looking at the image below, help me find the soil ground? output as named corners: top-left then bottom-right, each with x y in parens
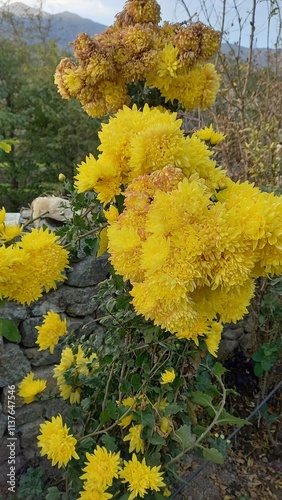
top-left (172, 357), bottom-right (282, 500)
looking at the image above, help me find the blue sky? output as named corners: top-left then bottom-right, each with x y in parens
top-left (11, 0), bottom-right (280, 47)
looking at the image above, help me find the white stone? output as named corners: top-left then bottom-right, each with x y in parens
top-left (5, 213), bottom-right (20, 225)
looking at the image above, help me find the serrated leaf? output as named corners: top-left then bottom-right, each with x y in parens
top-left (106, 400), bottom-right (119, 419)
top-left (217, 410), bottom-right (251, 426)
top-left (131, 373), bottom-right (142, 391)
top-left (203, 447), bottom-right (225, 464)
top-left (164, 403), bottom-right (182, 416)
top-left (140, 411), bottom-right (155, 428)
top-left (172, 424), bottom-right (196, 449)
top-left (146, 450), bottom-right (161, 467)
top-left (45, 487), bottom-right (62, 500)
top-left (191, 391), bottom-right (214, 408)
top-left (211, 362), bottom-right (227, 378)
top-left (0, 318), bottom-right (21, 343)
top-left (148, 434), bottom-right (166, 446)
top-left (100, 434), bottom-right (118, 452)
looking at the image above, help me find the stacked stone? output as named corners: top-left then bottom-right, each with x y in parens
top-left (0, 254), bottom-right (109, 492)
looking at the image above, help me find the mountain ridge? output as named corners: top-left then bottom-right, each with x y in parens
top-left (1, 1), bottom-right (278, 64)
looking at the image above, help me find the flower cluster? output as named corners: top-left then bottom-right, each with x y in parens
top-left (78, 448), bottom-right (166, 500)
top-left (53, 345), bottom-right (99, 404)
top-left (0, 224), bottom-right (69, 304)
top-left (74, 104), bottom-right (226, 203)
top-left (37, 416), bottom-right (168, 499)
top-left (107, 166), bottom-right (282, 355)
top-left (54, 0), bottom-right (221, 117)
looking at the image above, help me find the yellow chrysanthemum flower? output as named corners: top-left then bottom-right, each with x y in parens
top-left (119, 453), bottom-right (165, 500)
top-left (160, 369), bottom-right (176, 385)
top-left (123, 424), bottom-right (145, 454)
top-left (118, 396), bottom-right (136, 428)
top-left (163, 487), bottom-right (172, 497)
top-left (0, 207), bottom-right (6, 224)
top-left (35, 311), bottom-right (67, 354)
top-left (16, 228), bottom-right (69, 298)
top-left (37, 414), bottom-right (79, 468)
top-left (75, 345), bottom-right (99, 376)
top-left (78, 486), bottom-right (113, 500)
top-left (59, 384), bottom-right (82, 405)
top-left (119, 414), bottom-right (134, 429)
top-left (109, 166), bottom-right (276, 351)
top-left (0, 223), bottom-right (22, 243)
top-left (80, 446), bottom-right (120, 489)
top-left (159, 416), bottom-right (173, 436)
top-left (74, 153), bottom-right (100, 193)
top-left (195, 124), bottom-right (226, 145)
top-left (53, 345), bottom-right (99, 404)
top-left (97, 227), bottom-right (108, 257)
top-left (104, 205), bottom-right (119, 223)
top-left (18, 372), bottom-right (47, 404)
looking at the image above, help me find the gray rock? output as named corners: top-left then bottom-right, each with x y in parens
top-left (29, 289), bottom-right (63, 317)
top-left (60, 285), bottom-right (99, 317)
top-left (241, 333), bottom-right (254, 356)
top-left (67, 254), bottom-right (110, 287)
top-left (14, 402), bottom-right (44, 427)
top-left (18, 418), bottom-right (43, 449)
top-left (223, 327), bottom-right (244, 341)
top-left (0, 410), bottom-right (6, 440)
top-left (20, 317), bottom-right (42, 348)
top-left (0, 336), bottom-right (4, 356)
top-left (217, 339), bottom-right (238, 360)
top-left (23, 343), bottom-right (63, 367)
top-left (0, 344), bottom-right (31, 387)
top-left (0, 302), bottom-right (27, 325)
top-left (243, 314), bottom-right (256, 333)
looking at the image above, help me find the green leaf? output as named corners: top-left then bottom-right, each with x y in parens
top-left (106, 400), bottom-right (119, 420)
top-left (148, 434), bottom-right (167, 446)
top-left (211, 362), bottom-right (227, 378)
top-left (217, 410), bottom-right (251, 427)
top-left (254, 364), bottom-right (264, 377)
top-left (131, 373), bottom-right (142, 391)
top-left (100, 411), bottom-right (110, 425)
top-left (202, 447), bottom-right (225, 464)
top-left (172, 424), bottom-right (196, 449)
top-left (0, 318), bottom-right (21, 343)
top-left (164, 403), bottom-right (182, 416)
top-left (45, 487), bottom-right (62, 500)
top-left (140, 411), bottom-right (155, 428)
top-left (120, 379), bottom-right (132, 393)
top-left (261, 359), bottom-right (273, 371)
top-left (191, 391), bottom-right (214, 408)
top-left (100, 434), bottom-right (118, 452)
top-left (146, 450), bottom-right (161, 466)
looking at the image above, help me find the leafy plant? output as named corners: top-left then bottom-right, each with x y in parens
top-left (252, 339), bottom-right (282, 377)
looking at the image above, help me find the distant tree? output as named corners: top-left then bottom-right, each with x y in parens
top-left (0, 5), bottom-right (102, 211)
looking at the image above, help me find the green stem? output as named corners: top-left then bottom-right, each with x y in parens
top-left (166, 375), bottom-right (227, 468)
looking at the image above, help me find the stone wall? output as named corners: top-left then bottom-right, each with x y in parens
top-left (0, 252), bottom-right (256, 495)
top-left (0, 254), bottom-right (109, 495)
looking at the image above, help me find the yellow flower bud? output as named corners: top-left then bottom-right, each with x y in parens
top-left (58, 173), bottom-right (66, 182)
